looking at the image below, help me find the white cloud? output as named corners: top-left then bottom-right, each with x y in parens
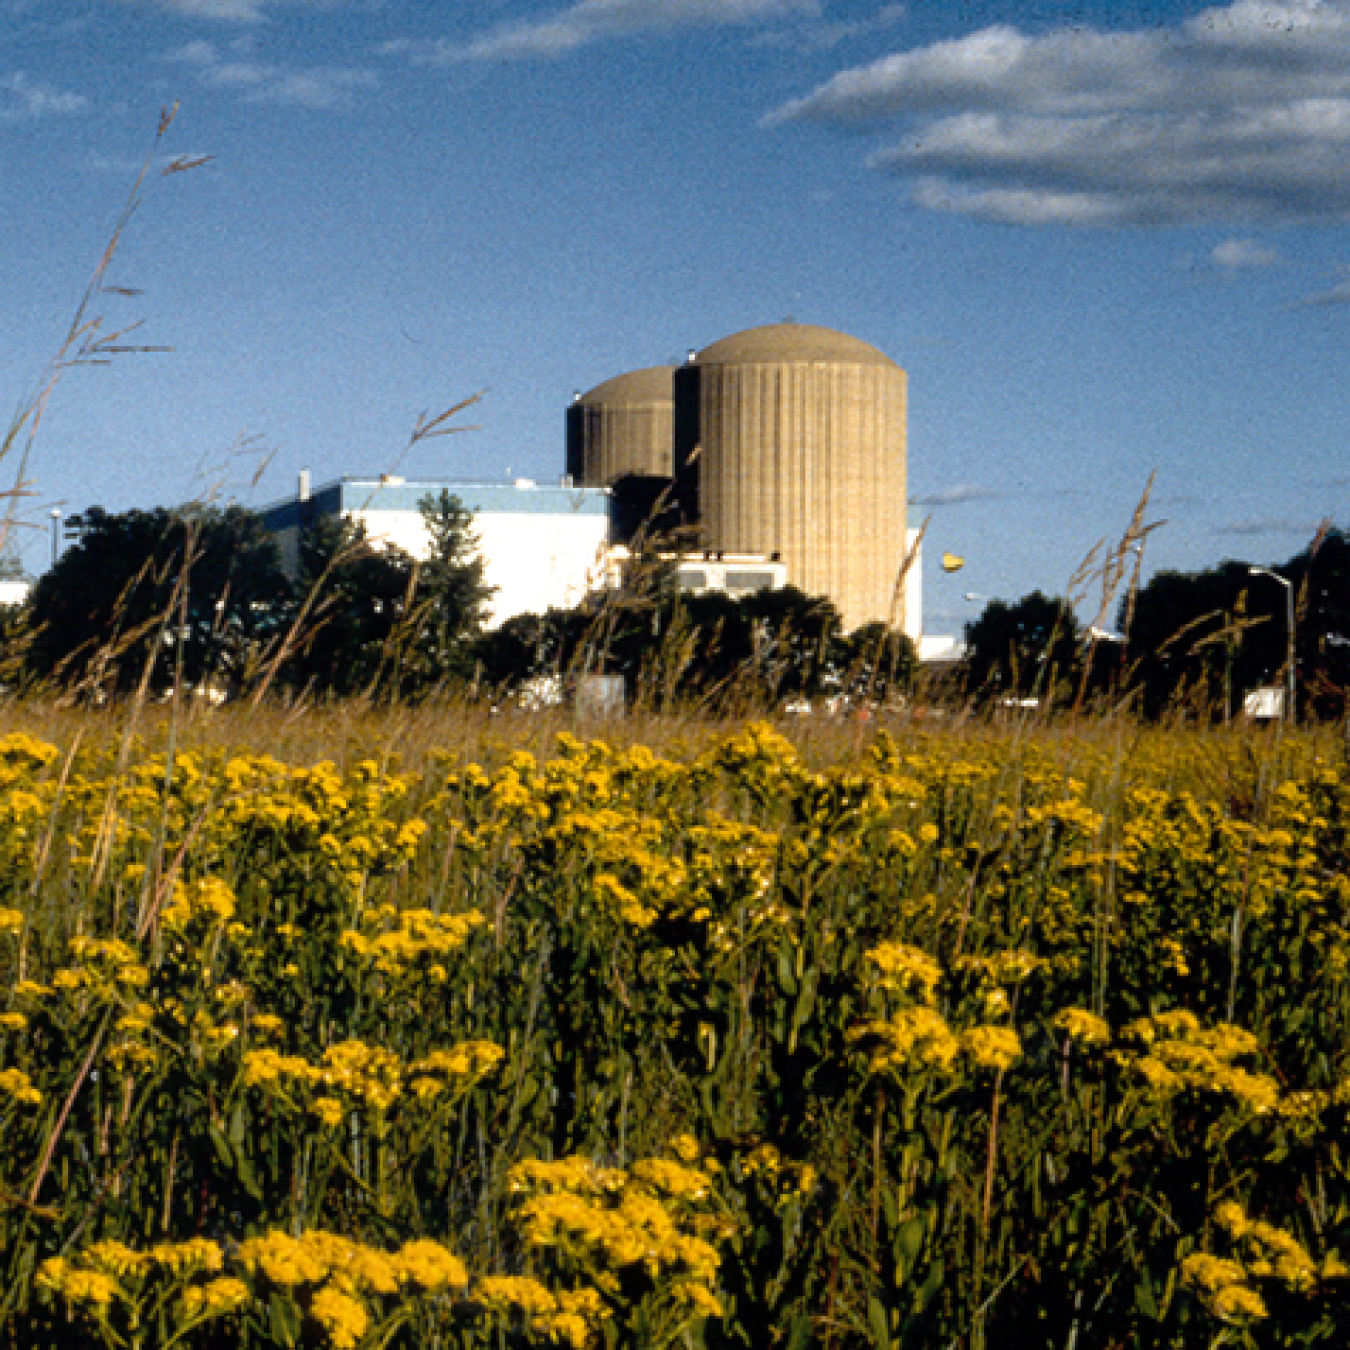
top-left (168, 38), bottom-right (376, 107)
top-left (427, 0), bottom-right (818, 63)
top-left (1212, 237), bottom-right (1279, 267)
top-left (768, 0), bottom-right (1350, 226)
top-left (0, 72), bottom-right (86, 119)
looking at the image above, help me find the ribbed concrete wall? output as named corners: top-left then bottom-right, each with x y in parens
top-left (566, 366), bottom-right (675, 486)
top-left (674, 324), bottom-right (907, 632)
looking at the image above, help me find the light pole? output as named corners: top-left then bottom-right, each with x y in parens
top-left (1249, 566), bottom-right (1295, 722)
top-left (49, 508), bottom-right (61, 569)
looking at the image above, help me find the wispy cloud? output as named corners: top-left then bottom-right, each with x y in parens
top-left (0, 71), bottom-right (86, 120)
top-left (752, 3), bottom-right (907, 54)
top-left (409, 0), bottom-right (819, 64)
top-left (168, 38), bottom-right (376, 107)
top-left (135, 0), bottom-right (351, 21)
top-left (1212, 238), bottom-right (1279, 268)
top-left (767, 0), bottom-right (1350, 226)
top-left (151, 0), bottom-right (269, 17)
top-left (1295, 276), bottom-right (1350, 306)
top-left (911, 484), bottom-right (1002, 506)
top-left (1215, 517), bottom-right (1318, 537)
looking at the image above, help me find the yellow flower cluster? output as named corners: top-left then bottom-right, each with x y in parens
top-left (1182, 1202), bottom-right (1348, 1326)
top-left (856, 1007), bottom-right (1022, 1076)
top-left (475, 1277), bottom-right (605, 1348)
top-left (242, 1036), bottom-right (503, 1117)
top-left (1214, 1201), bottom-right (1347, 1290)
top-left (340, 905), bottom-right (484, 979)
top-left (857, 940), bottom-right (1022, 1077)
top-left (1115, 1011), bottom-right (1279, 1114)
top-left (49, 937), bottom-right (150, 1001)
top-left (160, 876), bottom-right (237, 932)
top-left (508, 1153), bottom-right (726, 1324)
top-left (737, 1142), bottom-right (819, 1207)
top-left (866, 942), bottom-right (942, 1000)
top-left (237, 1229), bottom-right (468, 1292)
top-left (0, 1065), bottom-right (42, 1106)
top-left (237, 1230), bottom-right (470, 1349)
top-left (1053, 1008), bottom-right (1112, 1046)
top-left (38, 1238), bottom-right (247, 1332)
top-left (1182, 1251), bottom-right (1269, 1323)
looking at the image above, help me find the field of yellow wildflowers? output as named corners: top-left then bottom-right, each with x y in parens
top-left (1, 708), bottom-right (1349, 1349)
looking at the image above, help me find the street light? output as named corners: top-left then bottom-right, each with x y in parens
top-left (1249, 566), bottom-right (1295, 722)
top-left (49, 508), bottom-right (61, 569)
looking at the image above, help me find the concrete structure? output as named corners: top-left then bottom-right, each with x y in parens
top-left (566, 367), bottom-right (675, 486)
top-left (673, 322), bottom-right (908, 633)
top-left (260, 476), bottom-right (609, 627)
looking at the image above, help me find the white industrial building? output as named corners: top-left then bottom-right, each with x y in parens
top-left (259, 475), bottom-right (610, 627)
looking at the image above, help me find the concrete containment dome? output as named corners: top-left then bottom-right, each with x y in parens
top-left (674, 322), bottom-right (907, 631)
top-left (693, 323), bottom-right (900, 369)
top-left (566, 365), bottom-right (675, 487)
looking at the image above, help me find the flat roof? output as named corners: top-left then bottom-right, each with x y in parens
top-left (260, 477), bottom-right (609, 530)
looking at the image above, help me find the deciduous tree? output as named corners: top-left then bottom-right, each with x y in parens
top-left (26, 504), bottom-right (290, 697)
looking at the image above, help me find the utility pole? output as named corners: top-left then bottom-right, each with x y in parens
top-left (1249, 566), bottom-right (1295, 722)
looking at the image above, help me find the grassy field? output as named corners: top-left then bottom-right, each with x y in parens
top-left (1, 700), bottom-right (1348, 1349)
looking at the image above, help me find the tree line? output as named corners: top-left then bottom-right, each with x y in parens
top-left (10, 497), bottom-right (916, 710)
top-left (20, 494), bottom-right (1341, 720)
top-left (20, 493), bottom-right (493, 702)
top-left (963, 527), bottom-right (1350, 720)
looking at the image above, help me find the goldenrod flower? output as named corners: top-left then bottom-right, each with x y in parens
top-left (310, 1285), bottom-right (369, 1349)
top-left (962, 1025), bottom-right (1021, 1072)
top-left (393, 1239), bottom-right (467, 1292)
top-left (0, 1067), bottom-right (42, 1106)
top-left (181, 1276), bottom-right (250, 1316)
top-left (864, 942), bottom-right (942, 1001)
top-left (1053, 1008), bottom-right (1111, 1046)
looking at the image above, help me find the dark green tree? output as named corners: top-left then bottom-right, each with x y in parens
top-left (280, 516), bottom-right (418, 698)
top-left (472, 610), bottom-right (567, 695)
top-left (1123, 530), bottom-right (1350, 721)
top-left (1286, 527), bottom-right (1350, 720)
top-left (472, 584), bottom-right (889, 713)
top-left (1122, 561), bottom-right (1274, 721)
top-left (406, 491), bottom-right (495, 686)
top-left (964, 590), bottom-right (1082, 707)
top-left (835, 620), bottom-right (917, 704)
top-left (26, 504), bottom-right (290, 697)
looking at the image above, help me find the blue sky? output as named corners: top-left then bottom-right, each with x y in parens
top-left (4, 0), bottom-right (1349, 633)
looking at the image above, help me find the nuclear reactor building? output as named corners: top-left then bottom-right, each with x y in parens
top-left (565, 366), bottom-right (675, 485)
top-left (570, 322), bottom-right (910, 634)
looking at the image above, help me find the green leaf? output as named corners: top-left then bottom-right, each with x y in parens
top-left (268, 1290), bottom-right (302, 1347)
top-left (894, 1213), bottom-right (926, 1279)
top-left (868, 1296), bottom-right (893, 1350)
top-left (208, 1122), bottom-right (233, 1171)
top-left (1135, 1269), bottom-right (1159, 1321)
top-left (914, 1257), bottom-right (944, 1314)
